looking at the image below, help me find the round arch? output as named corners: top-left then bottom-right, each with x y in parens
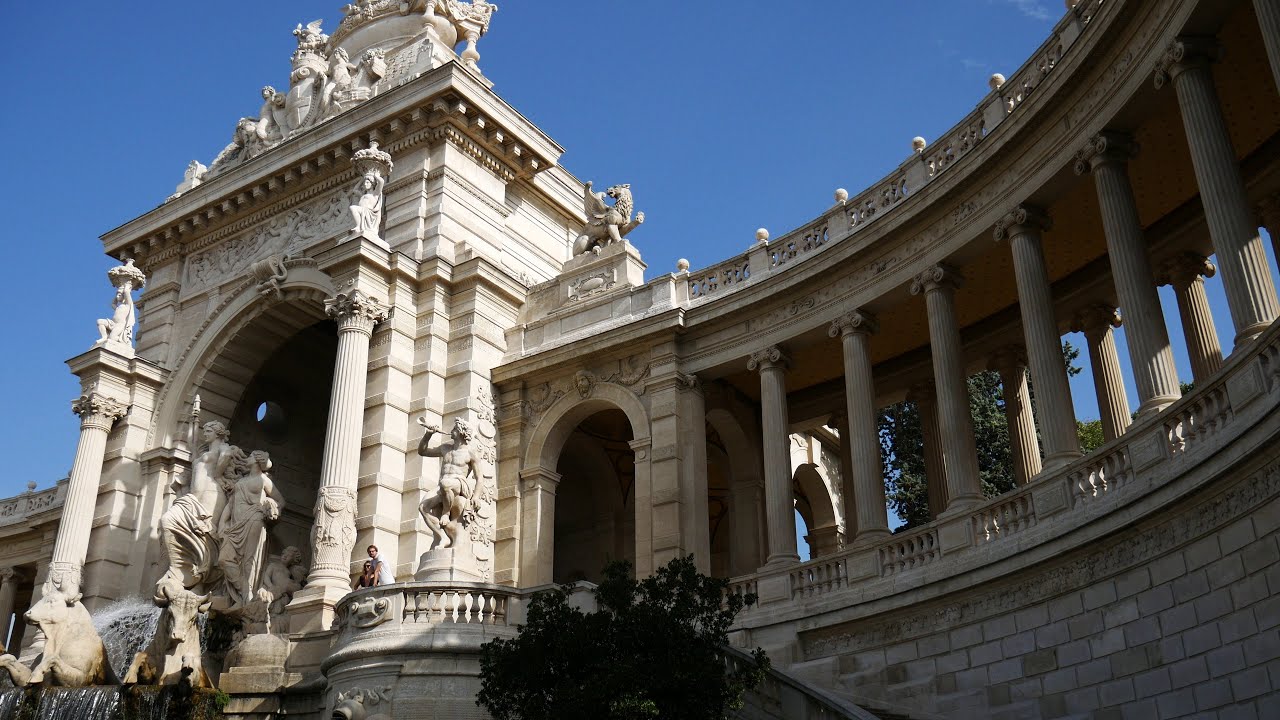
top-left (705, 407), bottom-right (765, 576)
top-left (523, 383), bottom-right (651, 472)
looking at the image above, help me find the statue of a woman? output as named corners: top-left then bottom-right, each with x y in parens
top-left (349, 171), bottom-right (386, 238)
top-left (216, 450), bottom-right (285, 609)
top-left (161, 421), bottom-right (243, 591)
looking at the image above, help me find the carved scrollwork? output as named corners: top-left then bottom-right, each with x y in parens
top-left (992, 205), bottom-right (1052, 242)
top-left (1153, 36), bottom-right (1222, 90)
top-left (747, 345), bottom-right (789, 372)
top-left (909, 263), bottom-right (963, 296)
top-left (828, 309), bottom-right (878, 338)
top-left (325, 290), bottom-right (390, 335)
top-left (1073, 131), bottom-right (1138, 175)
top-left (71, 392), bottom-right (128, 431)
top-left (349, 596), bottom-right (393, 628)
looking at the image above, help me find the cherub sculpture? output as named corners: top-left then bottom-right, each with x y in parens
top-left (96, 259), bottom-right (145, 348)
top-left (572, 181), bottom-right (645, 256)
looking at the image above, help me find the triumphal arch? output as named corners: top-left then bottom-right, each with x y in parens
top-left (2, 0), bottom-right (1280, 717)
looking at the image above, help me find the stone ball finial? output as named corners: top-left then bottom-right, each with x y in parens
top-left (26, 481), bottom-right (36, 493)
top-left (755, 228), bottom-right (770, 244)
top-left (912, 137), bottom-right (927, 154)
top-left (834, 188), bottom-right (849, 204)
top-left (676, 258), bottom-right (690, 272)
top-left (989, 73), bottom-right (1007, 91)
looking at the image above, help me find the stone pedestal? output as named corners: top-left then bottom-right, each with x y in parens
top-left (558, 241), bottom-right (646, 302)
top-left (415, 548), bottom-right (484, 583)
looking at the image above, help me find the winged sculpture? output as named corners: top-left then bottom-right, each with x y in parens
top-left (572, 181), bottom-right (645, 256)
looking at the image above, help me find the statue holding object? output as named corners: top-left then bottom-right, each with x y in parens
top-left (95, 259), bottom-right (145, 349)
top-left (572, 181), bottom-right (645, 256)
top-left (416, 418), bottom-right (483, 550)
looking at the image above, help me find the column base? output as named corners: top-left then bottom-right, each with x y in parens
top-left (285, 582), bottom-right (352, 634)
top-left (415, 547), bottom-right (484, 582)
top-left (1234, 321), bottom-right (1273, 349)
top-left (1136, 393), bottom-right (1181, 419)
top-left (938, 495), bottom-right (984, 518)
top-left (762, 554), bottom-right (801, 569)
top-left (849, 529), bottom-right (893, 547)
top-left (1041, 451), bottom-right (1083, 474)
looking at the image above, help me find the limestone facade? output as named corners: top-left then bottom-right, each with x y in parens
top-left (5, 0), bottom-right (1280, 717)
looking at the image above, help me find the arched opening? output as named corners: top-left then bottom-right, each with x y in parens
top-left (552, 409), bottom-right (636, 584)
top-left (706, 423), bottom-right (732, 578)
top-left (704, 407), bottom-right (766, 577)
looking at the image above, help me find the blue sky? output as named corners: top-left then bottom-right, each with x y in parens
top-left (1, 1), bottom-right (1273, 522)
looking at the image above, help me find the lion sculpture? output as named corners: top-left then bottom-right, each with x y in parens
top-left (572, 181), bottom-right (645, 256)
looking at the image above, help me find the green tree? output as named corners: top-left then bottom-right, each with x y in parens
top-left (477, 556), bottom-right (770, 720)
top-left (1076, 419), bottom-right (1105, 453)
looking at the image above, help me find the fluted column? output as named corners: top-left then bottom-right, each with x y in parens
top-left (1156, 38), bottom-right (1280, 344)
top-left (995, 205), bottom-right (1081, 468)
top-left (748, 346), bottom-right (799, 566)
top-left (304, 290), bottom-right (388, 593)
top-left (49, 392), bottom-right (127, 599)
top-left (0, 568), bottom-right (18, 649)
top-left (908, 382), bottom-right (948, 519)
top-left (1257, 195), bottom-right (1280, 268)
top-left (1157, 253), bottom-right (1224, 381)
top-left (1253, 0), bottom-right (1280, 99)
top-left (1075, 133), bottom-right (1182, 415)
top-left (1071, 305), bottom-right (1132, 442)
top-left (828, 411), bottom-right (856, 539)
top-left (910, 265), bottom-right (983, 512)
top-left (828, 310), bottom-right (889, 542)
top-left (989, 346), bottom-right (1041, 485)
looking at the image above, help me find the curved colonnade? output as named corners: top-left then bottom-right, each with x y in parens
top-left (496, 0), bottom-right (1280, 715)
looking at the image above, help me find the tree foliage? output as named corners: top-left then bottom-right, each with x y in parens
top-left (477, 556), bottom-right (770, 720)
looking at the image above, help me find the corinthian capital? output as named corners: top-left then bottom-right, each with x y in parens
top-left (747, 345), bottom-right (789, 372)
top-left (1155, 252), bottom-right (1215, 289)
top-left (909, 263), bottom-right (963, 296)
top-left (993, 204), bottom-right (1052, 242)
top-left (71, 392), bottom-right (128, 430)
top-left (324, 290), bottom-right (389, 335)
top-left (1073, 131), bottom-right (1138, 175)
top-left (828, 309), bottom-right (878, 338)
top-left (1153, 36), bottom-right (1222, 89)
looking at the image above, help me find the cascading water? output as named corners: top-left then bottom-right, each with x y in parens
top-left (91, 597), bottom-right (161, 679)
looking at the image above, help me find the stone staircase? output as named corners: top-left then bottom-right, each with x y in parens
top-left (727, 647), bottom-right (924, 720)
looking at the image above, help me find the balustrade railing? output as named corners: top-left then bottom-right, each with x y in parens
top-left (688, 254), bottom-right (750, 298)
top-left (0, 480), bottom-right (66, 527)
top-left (791, 557), bottom-right (848, 599)
top-left (971, 490), bottom-right (1036, 544)
top-left (879, 527), bottom-right (939, 576)
top-left (1067, 443), bottom-right (1132, 506)
top-left (404, 586), bottom-right (510, 625)
top-left (1164, 382), bottom-right (1233, 457)
top-left (770, 222), bottom-right (830, 269)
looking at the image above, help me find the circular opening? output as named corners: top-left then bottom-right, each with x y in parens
top-left (255, 400), bottom-right (287, 441)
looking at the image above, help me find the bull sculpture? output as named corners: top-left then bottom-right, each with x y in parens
top-left (124, 573), bottom-right (212, 687)
top-left (23, 589), bottom-right (117, 686)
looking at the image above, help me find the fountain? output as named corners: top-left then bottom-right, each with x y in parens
top-left (92, 598), bottom-right (161, 679)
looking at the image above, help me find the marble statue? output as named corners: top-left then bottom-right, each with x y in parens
top-left (257, 546), bottom-right (306, 621)
top-left (572, 181), bottom-right (645, 256)
top-left (216, 450), bottom-right (285, 609)
top-left (170, 160), bottom-right (208, 199)
top-left (161, 420), bottom-right (243, 591)
top-left (208, 118), bottom-right (261, 174)
top-left (287, 20), bottom-right (331, 130)
top-left (95, 259), bottom-right (145, 348)
top-left (322, 48), bottom-right (357, 117)
top-left (349, 142), bottom-right (394, 242)
top-left (0, 647), bottom-right (31, 687)
top-left (256, 86), bottom-right (288, 146)
top-left (23, 583), bottom-right (116, 686)
top-left (416, 418), bottom-right (483, 550)
top-left (123, 573), bottom-right (211, 687)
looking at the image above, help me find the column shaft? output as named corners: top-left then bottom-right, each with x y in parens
top-left (518, 469), bottom-right (559, 586)
top-left (678, 378), bottom-right (711, 573)
top-left (749, 347), bottom-right (799, 566)
top-left (830, 312), bottom-right (889, 542)
top-left (0, 569), bottom-right (17, 649)
top-left (1161, 45), bottom-right (1280, 343)
top-left (1256, 0), bottom-right (1280, 93)
top-left (912, 266), bottom-right (983, 512)
top-left (997, 208), bottom-right (1080, 468)
top-left (912, 384), bottom-right (948, 519)
top-left (1169, 268), bottom-right (1224, 381)
top-left (1076, 134), bottom-right (1181, 415)
top-left (993, 353), bottom-right (1042, 484)
top-left (1073, 306), bottom-right (1132, 442)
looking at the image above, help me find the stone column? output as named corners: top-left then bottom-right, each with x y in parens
top-left (48, 392), bottom-right (127, 598)
top-left (908, 382), bottom-right (948, 520)
top-left (1075, 132), bottom-right (1182, 415)
top-left (677, 374), bottom-right (711, 573)
top-left (747, 346), bottom-right (799, 567)
top-left (518, 467), bottom-right (560, 586)
top-left (1157, 253), bottom-right (1224, 381)
top-left (0, 568), bottom-right (18, 648)
top-left (910, 265), bottom-right (984, 513)
top-left (828, 412), bottom-right (856, 539)
top-left (1071, 305), bottom-right (1133, 442)
top-left (1253, 0), bottom-right (1280, 98)
top-left (828, 310), bottom-right (889, 542)
top-left (1156, 38), bottom-right (1280, 344)
top-left (995, 206), bottom-right (1080, 469)
top-left (1256, 194), bottom-right (1280, 271)
top-left (292, 290), bottom-right (387, 630)
top-left (989, 347), bottom-right (1042, 485)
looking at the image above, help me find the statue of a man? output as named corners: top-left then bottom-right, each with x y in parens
top-left (96, 259), bottom-right (145, 347)
top-left (416, 418), bottom-right (482, 550)
top-left (257, 546), bottom-right (305, 619)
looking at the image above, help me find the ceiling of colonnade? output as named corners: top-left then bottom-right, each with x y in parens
top-left (713, 0), bottom-right (1280, 412)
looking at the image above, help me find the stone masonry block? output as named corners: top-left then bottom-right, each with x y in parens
top-left (1230, 574), bottom-right (1269, 610)
top-left (936, 672), bottom-right (957, 694)
top-left (1016, 604), bottom-right (1050, 632)
top-left (1109, 646), bottom-right (1154, 678)
top-left (1170, 657), bottom-right (1210, 688)
top-left (1219, 517), bottom-right (1256, 556)
top-left (955, 666), bottom-right (989, 690)
top-left (1024, 648), bottom-right (1058, 676)
top-left (1134, 667), bottom-right (1171, 698)
top-left (951, 624), bottom-right (984, 649)
top-left (1064, 686), bottom-right (1100, 714)
top-left (1122, 699), bottom-right (1159, 720)
top-left (1193, 677), bottom-right (1233, 711)
top-left (1218, 702), bottom-right (1261, 720)
top-left (1159, 637), bottom-right (1187, 664)
top-left (1241, 536), bottom-right (1278, 575)
top-left (916, 633), bottom-right (950, 658)
top-left (1036, 620), bottom-right (1071, 648)
top-left (1083, 582), bottom-right (1118, 611)
top-left (1104, 598), bottom-right (1139, 629)
top-left (1039, 693), bottom-right (1068, 718)
top-left (1149, 552), bottom-right (1187, 586)
top-left (1242, 629), bottom-right (1280, 665)
top-left (1207, 643), bottom-right (1246, 678)
top-left (1057, 639), bottom-right (1092, 667)
top-left (1206, 554), bottom-right (1245, 590)
top-left (1138, 584), bottom-right (1175, 617)
top-left (971, 640), bottom-right (1003, 667)
top-left (885, 641), bottom-right (918, 665)
top-left (1173, 570), bottom-right (1211, 603)
top-left (1090, 628), bottom-right (1126, 658)
top-left (1115, 568), bottom-right (1152, 599)
top-left (1155, 688), bottom-right (1195, 719)
top-left (1185, 535), bottom-right (1223, 571)
top-left (1069, 611), bottom-right (1104, 640)
top-left (938, 651), bottom-right (969, 674)
top-left (987, 683), bottom-right (1012, 707)
top-left (1043, 666), bottom-right (1077, 694)
top-left (1076, 657), bottom-right (1113, 686)
top-left (985, 614), bottom-right (1019, 641)
top-left (1123, 617), bottom-right (1160, 647)
top-left (1049, 592), bottom-right (1084, 622)
top-left (990, 657), bottom-right (1023, 684)
top-left (1183, 623), bottom-right (1223, 656)
top-left (1255, 595), bottom-right (1280, 631)
top-left (1228, 666), bottom-right (1271, 702)
top-left (1161, 603), bottom-right (1199, 635)
top-left (1098, 677), bottom-right (1135, 707)
top-left (1003, 631), bottom-right (1036, 657)
top-left (1220, 609), bottom-right (1259, 645)
top-left (1010, 676), bottom-right (1044, 701)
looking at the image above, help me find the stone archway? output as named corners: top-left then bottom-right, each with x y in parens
top-left (705, 407), bottom-right (766, 577)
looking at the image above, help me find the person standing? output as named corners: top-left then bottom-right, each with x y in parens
top-left (367, 545), bottom-right (395, 586)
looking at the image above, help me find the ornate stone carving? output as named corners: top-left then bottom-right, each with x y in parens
top-left (1155, 253), bottom-right (1216, 289)
top-left (326, 290), bottom-right (390, 335)
top-left (573, 370), bottom-right (596, 399)
top-left (415, 418), bottom-right (483, 551)
top-left (334, 686), bottom-right (393, 719)
top-left (567, 268), bottom-right (618, 301)
top-left (95, 259), bottom-right (146, 350)
top-left (217, 450), bottom-right (285, 610)
top-left (71, 392), bottom-right (128, 430)
top-left (348, 596), bottom-right (393, 629)
top-left (675, 372), bottom-right (701, 392)
top-left (170, 160), bottom-right (207, 200)
top-left (311, 486), bottom-right (358, 576)
top-left (123, 574), bottom-right (212, 687)
top-left (1073, 131), bottom-right (1138, 175)
top-left (572, 182), bottom-right (645, 256)
top-left (909, 263), bottom-right (963, 295)
top-left (1069, 304), bottom-right (1122, 335)
top-left (1153, 36), bottom-right (1222, 89)
top-left (349, 142), bottom-right (394, 244)
top-left (250, 255), bottom-right (289, 301)
top-left (22, 585), bottom-right (114, 686)
top-left (828, 309), bottom-right (878, 338)
top-left (747, 345), bottom-right (789, 372)
top-left (992, 204), bottom-right (1052, 241)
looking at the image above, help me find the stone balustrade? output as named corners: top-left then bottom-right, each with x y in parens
top-left (0, 481), bottom-right (67, 528)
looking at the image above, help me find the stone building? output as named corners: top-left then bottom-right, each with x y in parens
top-left (2, 0), bottom-right (1280, 717)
